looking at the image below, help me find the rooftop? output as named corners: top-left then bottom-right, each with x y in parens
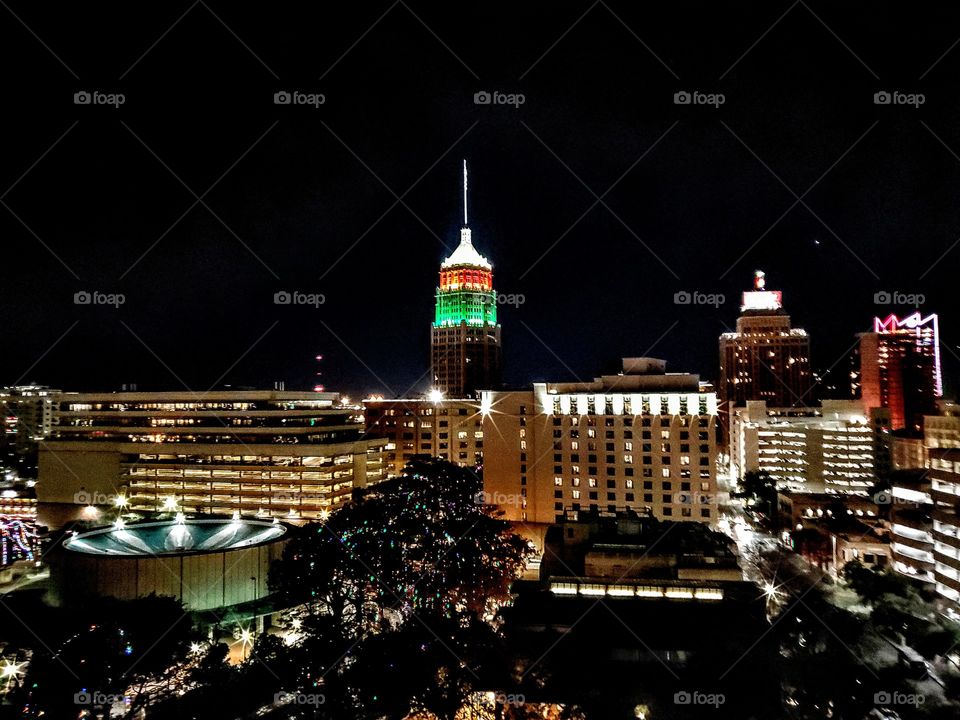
top-left (63, 518), bottom-right (287, 557)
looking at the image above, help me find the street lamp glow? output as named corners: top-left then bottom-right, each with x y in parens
top-left (162, 496), bottom-right (178, 512)
top-left (114, 495), bottom-right (128, 508)
top-left (238, 627), bottom-right (253, 647)
top-left (428, 389), bottom-right (444, 403)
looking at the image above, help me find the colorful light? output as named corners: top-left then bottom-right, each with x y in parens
top-left (0, 516), bottom-right (36, 566)
top-left (873, 312), bottom-right (942, 397)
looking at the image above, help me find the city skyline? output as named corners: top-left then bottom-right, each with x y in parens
top-left (5, 5), bottom-right (960, 718)
top-left (1, 3), bottom-right (958, 400)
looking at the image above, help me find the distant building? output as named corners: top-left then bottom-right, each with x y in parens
top-left (831, 519), bottom-right (890, 572)
top-left (853, 312), bottom-right (941, 432)
top-left (430, 161), bottom-right (502, 396)
top-left (543, 510), bottom-right (743, 585)
top-left (36, 390), bottom-right (386, 528)
top-left (719, 270), bottom-right (812, 409)
top-left (0, 385), bottom-right (61, 479)
top-left (481, 358), bottom-right (720, 528)
top-left (362, 396), bottom-right (484, 476)
top-left (730, 399), bottom-right (877, 494)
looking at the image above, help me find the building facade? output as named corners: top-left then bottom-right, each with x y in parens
top-left (36, 391), bottom-right (386, 528)
top-left (363, 397), bottom-right (484, 476)
top-left (481, 358), bottom-right (720, 527)
top-left (730, 399), bottom-right (877, 494)
top-left (888, 415), bottom-right (960, 597)
top-left (854, 312), bottom-right (941, 432)
top-left (929, 447), bottom-right (960, 608)
top-left (1, 385), bottom-right (61, 479)
top-left (430, 163), bottom-right (502, 396)
top-left (719, 271), bottom-right (812, 409)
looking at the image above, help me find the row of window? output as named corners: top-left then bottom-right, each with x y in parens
top-left (554, 502), bottom-right (711, 518)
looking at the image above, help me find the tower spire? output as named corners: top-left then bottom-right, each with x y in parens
top-left (463, 159), bottom-right (468, 227)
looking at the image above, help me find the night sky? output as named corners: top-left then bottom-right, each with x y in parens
top-left (2, 2), bottom-right (958, 398)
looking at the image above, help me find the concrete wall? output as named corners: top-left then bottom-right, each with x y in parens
top-left (51, 539), bottom-right (285, 611)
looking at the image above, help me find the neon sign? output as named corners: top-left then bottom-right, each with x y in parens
top-left (872, 312), bottom-right (942, 397)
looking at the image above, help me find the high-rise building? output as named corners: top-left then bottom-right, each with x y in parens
top-left (430, 161), bottom-right (502, 396)
top-left (853, 312), bottom-right (941, 432)
top-left (35, 390), bottom-right (386, 528)
top-left (0, 385), bottom-right (61, 479)
top-left (481, 358), bottom-right (720, 528)
top-left (719, 271), bottom-right (812, 408)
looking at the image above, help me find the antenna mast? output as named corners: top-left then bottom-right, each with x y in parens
top-left (462, 159), bottom-right (468, 226)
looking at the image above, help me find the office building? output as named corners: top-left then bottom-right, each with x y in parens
top-left (854, 312), bottom-right (941, 432)
top-left (430, 161), bottom-right (502, 396)
top-left (36, 390), bottom-right (386, 528)
top-left (719, 270), bottom-right (812, 408)
top-left (0, 385), bottom-right (61, 479)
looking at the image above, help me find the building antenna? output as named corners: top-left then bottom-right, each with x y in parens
top-left (462, 159), bottom-right (468, 227)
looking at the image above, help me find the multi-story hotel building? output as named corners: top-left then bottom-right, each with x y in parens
top-left (719, 270), bottom-right (812, 409)
top-left (430, 162), bottom-right (502, 396)
top-left (730, 399), bottom-right (877, 494)
top-left (363, 397), bottom-right (484, 476)
top-left (853, 312), bottom-right (941, 432)
top-left (36, 390), bottom-right (386, 529)
top-left (481, 358), bottom-right (719, 527)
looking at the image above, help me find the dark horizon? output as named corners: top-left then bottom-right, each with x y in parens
top-left (2, 1), bottom-right (958, 399)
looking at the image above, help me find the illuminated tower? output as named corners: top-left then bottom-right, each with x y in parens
top-left (430, 161), bottom-right (502, 396)
top-left (719, 270), bottom-right (812, 407)
top-left (855, 312), bottom-right (941, 432)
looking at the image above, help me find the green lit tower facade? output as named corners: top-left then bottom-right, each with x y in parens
top-left (430, 162), bottom-right (502, 396)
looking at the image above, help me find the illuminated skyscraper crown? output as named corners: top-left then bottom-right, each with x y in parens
top-left (741, 269), bottom-right (783, 312)
top-left (434, 161), bottom-right (497, 327)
